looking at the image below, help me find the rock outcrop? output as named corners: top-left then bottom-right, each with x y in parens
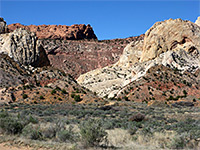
top-left (195, 16), bottom-right (200, 26)
top-left (0, 28), bottom-right (50, 67)
top-left (77, 18), bottom-right (200, 98)
top-left (8, 23), bottom-right (97, 40)
top-left (0, 18), bottom-right (8, 34)
top-left (140, 18), bottom-right (200, 62)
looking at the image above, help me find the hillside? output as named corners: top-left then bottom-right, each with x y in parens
top-left (77, 18), bottom-right (200, 105)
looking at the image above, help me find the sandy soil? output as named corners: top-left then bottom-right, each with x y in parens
top-left (0, 143), bottom-right (34, 150)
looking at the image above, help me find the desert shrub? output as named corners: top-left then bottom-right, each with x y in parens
top-left (51, 89), bottom-right (56, 95)
top-left (71, 93), bottom-right (75, 98)
top-left (117, 97), bottom-right (121, 101)
top-left (61, 89), bottom-right (68, 94)
top-left (74, 95), bottom-right (82, 102)
top-left (80, 119), bottom-right (108, 147)
top-left (129, 113), bottom-right (145, 122)
top-left (168, 134), bottom-right (187, 149)
top-left (39, 95), bottom-right (44, 99)
top-left (55, 86), bottom-right (61, 91)
top-left (128, 126), bottom-right (138, 135)
top-left (26, 115), bottom-right (38, 124)
top-left (41, 125), bottom-right (57, 139)
top-left (0, 110), bottom-right (9, 118)
top-left (183, 90), bottom-right (187, 96)
top-left (57, 126), bottom-right (78, 142)
top-left (75, 89), bottom-right (80, 93)
top-left (22, 124), bottom-right (42, 140)
top-left (0, 117), bottom-right (24, 134)
top-left (123, 96), bottom-right (129, 101)
top-left (23, 94), bottom-right (28, 99)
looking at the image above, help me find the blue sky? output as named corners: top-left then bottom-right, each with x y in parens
top-left (0, 1), bottom-right (199, 40)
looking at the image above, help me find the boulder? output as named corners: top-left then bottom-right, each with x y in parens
top-left (0, 28), bottom-right (50, 67)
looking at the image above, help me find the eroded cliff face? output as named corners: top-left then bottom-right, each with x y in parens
top-left (77, 18), bottom-right (200, 99)
top-left (8, 23), bottom-right (97, 40)
top-left (140, 18), bottom-right (200, 62)
top-left (0, 28), bottom-right (50, 67)
top-left (39, 35), bottom-right (144, 78)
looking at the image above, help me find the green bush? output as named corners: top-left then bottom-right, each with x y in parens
top-left (23, 94), bottom-right (28, 99)
top-left (41, 125), bottom-right (57, 139)
top-left (71, 93), bottom-right (75, 98)
top-left (0, 117), bottom-right (24, 134)
top-left (27, 115), bottom-right (38, 124)
top-left (55, 86), bottom-right (61, 91)
top-left (0, 110), bottom-right (9, 118)
top-left (183, 90), bottom-right (187, 96)
top-left (61, 89), bottom-right (68, 94)
top-left (51, 89), bottom-right (56, 95)
top-left (22, 124), bottom-right (42, 140)
top-left (80, 119), bottom-right (108, 147)
top-left (74, 95), bottom-right (82, 102)
top-left (57, 126), bottom-right (78, 142)
top-left (123, 96), bottom-right (129, 101)
top-left (39, 96), bottom-right (44, 99)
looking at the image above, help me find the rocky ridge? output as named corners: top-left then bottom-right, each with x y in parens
top-left (8, 23), bottom-right (97, 40)
top-left (77, 18), bottom-right (200, 101)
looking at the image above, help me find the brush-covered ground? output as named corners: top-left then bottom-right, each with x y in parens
top-left (0, 100), bottom-right (200, 150)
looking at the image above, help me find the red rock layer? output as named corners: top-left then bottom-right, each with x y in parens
top-left (8, 23), bottom-right (97, 40)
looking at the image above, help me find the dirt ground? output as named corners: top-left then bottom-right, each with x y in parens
top-left (0, 143), bottom-right (34, 150)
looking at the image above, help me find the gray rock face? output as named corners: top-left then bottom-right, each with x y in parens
top-left (0, 18), bottom-right (8, 34)
top-left (0, 28), bottom-right (50, 67)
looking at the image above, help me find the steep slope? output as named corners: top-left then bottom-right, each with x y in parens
top-left (77, 18), bottom-right (200, 100)
top-left (117, 65), bottom-right (200, 106)
top-left (40, 35), bottom-right (144, 78)
top-left (0, 59), bottom-right (101, 105)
